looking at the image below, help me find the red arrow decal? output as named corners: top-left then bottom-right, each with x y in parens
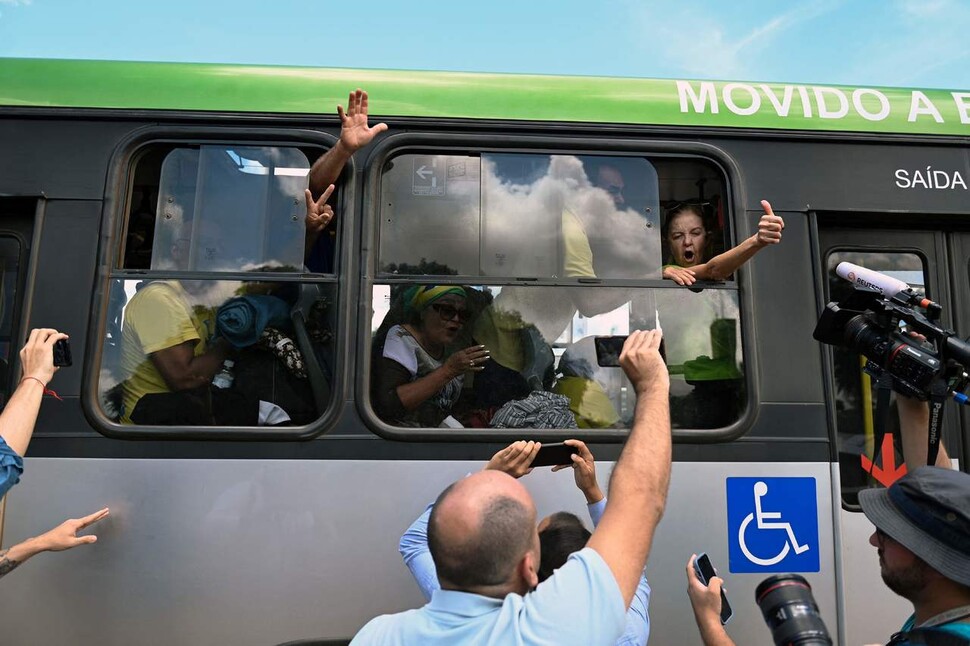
top-left (860, 434), bottom-right (908, 487)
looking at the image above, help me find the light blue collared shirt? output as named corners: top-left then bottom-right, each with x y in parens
top-left (398, 497), bottom-right (651, 645)
top-left (352, 547), bottom-right (626, 646)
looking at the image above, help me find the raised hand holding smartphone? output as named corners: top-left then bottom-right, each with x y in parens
top-left (694, 552), bottom-right (733, 625)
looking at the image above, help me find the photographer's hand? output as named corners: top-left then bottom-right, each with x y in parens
top-left (897, 394), bottom-right (951, 469)
top-left (484, 440), bottom-right (540, 478)
top-left (0, 329), bottom-right (68, 457)
top-left (686, 555), bottom-right (736, 646)
top-left (552, 439), bottom-right (603, 504)
top-left (21, 328), bottom-right (67, 386)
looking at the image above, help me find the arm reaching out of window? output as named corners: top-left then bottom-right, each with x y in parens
top-left (304, 184), bottom-right (335, 255)
top-left (308, 89), bottom-right (388, 196)
top-left (663, 200), bottom-right (784, 286)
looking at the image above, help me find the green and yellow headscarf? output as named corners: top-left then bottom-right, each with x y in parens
top-left (403, 285), bottom-right (467, 318)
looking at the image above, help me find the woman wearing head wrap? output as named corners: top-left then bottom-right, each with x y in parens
top-left (372, 285), bottom-right (490, 426)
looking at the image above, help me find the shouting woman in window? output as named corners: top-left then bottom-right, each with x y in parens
top-left (662, 199), bottom-right (784, 286)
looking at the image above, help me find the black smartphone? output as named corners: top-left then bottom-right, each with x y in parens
top-left (53, 338), bottom-right (72, 368)
top-left (694, 553), bottom-right (733, 625)
top-left (531, 442), bottom-right (578, 467)
top-left (594, 335), bottom-right (626, 367)
top-left (594, 335), bottom-right (666, 367)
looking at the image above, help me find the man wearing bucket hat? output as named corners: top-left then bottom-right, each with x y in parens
top-left (684, 396), bottom-right (969, 646)
top-left (859, 466), bottom-right (970, 644)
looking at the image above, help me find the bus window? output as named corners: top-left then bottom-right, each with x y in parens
top-left (0, 236), bottom-right (22, 403)
top-left (826, 250), bottom-right (926, 506)
top-left (99, 278), bottom-right (336, 428)
top-left (125, 146), bottom-right (310, 272)
top-left (371, 152), bottom-right (744, 434)
top-left (100, 143), bottom-right (336, 433)
top-left (380, 153), bottom-right (664, 279)
top-left (369, 283), bottom-right (744, 431)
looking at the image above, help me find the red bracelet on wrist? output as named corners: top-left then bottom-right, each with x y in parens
top-left (20, 376), bottom-right (62, 401)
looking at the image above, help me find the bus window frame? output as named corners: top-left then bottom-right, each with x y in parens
top-left (84, 125), bottom-right (350, 441)
top-left (0, 230), bottom-right (28, 401)
top-left (815, 234), bottom-right (943, 511)
top-left (357, 132), bottom-right (763, 443)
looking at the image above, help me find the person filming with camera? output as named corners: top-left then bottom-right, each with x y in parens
top-left (687, 258), bottom-right (970, 645)
top-left (683, 392), bottom-right (970, 646)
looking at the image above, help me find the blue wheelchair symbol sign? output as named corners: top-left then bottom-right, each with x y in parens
top-left (726, 477), bottom-right (819, 573)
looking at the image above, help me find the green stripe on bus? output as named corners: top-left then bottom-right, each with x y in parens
top-left (1, 58), bottom-right (968, 136)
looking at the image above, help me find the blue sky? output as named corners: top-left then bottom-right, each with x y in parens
top-left (0, 0), bottom-right (967, 89)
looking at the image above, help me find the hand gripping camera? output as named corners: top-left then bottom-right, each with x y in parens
top-left (813, 262), bottom-right (970, 465)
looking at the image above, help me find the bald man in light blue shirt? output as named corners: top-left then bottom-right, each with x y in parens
top-left (351, 330), bottom-right (671, 646)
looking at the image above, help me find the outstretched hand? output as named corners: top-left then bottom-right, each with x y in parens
top-left (552, 439), bottom-right (603, 503)
top-left (338, 89), bottom-right (389, 153)
top-left (484, 440), bottom-right (541, 478)
top-left (37, 507), bottom-right (110, 552)
top-left (755, 200), bottom-right (784, 247)
top-left (305, 184), bottom-right (335, 236)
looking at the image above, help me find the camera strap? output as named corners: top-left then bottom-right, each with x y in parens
top-left (869, 373), bottom-right (895, 480)
top-left (926, 378), bottom-right (948, 467)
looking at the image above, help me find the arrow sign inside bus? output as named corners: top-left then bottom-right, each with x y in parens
top-left (412, 156), bottom-right (445, 196)
top-left (860, 434), bottom-right (907, 487)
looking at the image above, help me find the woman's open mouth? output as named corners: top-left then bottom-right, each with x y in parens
top-left (683, 250), bottom-right (695, 263)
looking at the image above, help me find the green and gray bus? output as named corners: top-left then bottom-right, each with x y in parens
top-left (0, 58), bottom-right (968, 645)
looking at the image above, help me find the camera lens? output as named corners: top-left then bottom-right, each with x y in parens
top-left (755, 574), bottom-right (832, 646)
top-left (844, 315), bottom-right (893, 362)
top-left (845, 315), bottom-right (940, 395)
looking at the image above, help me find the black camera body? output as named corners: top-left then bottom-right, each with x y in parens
top-left (813, 286), bottom-right (970, 401)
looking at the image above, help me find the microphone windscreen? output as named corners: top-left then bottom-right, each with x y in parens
top-left (836, 262), bottom-right (909, 297)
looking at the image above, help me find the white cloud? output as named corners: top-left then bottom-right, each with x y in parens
top-left (627, 0), bottom-right (844, 80)
top-left (0, 0), bottom-right (32, 6)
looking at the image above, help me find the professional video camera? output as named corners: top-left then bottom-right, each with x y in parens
top-left (814, 262), bottom-right (970, 400)
top-left (813, 262), bottom-right (970, 464)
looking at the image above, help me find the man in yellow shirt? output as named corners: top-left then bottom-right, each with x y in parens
top-left (120, 281), bottom-right (233, 424)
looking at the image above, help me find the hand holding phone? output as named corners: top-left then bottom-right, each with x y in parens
top-left (693, 553), bottom-right (733, 625)
top-left (594, 336), bottom-right (626, 367)
top-left (594, 335), bottom-right (666, 367)
top-left (530, 442), bottom-right (578, 467)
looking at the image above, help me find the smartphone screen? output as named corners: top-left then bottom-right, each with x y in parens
top-left (53, 338), bottom-right (73, 368)
top-left (531, 442), bottom-right (578, 467)
top-left (594, 334), bottom-right (666, 367)
top-left (694, 553), bottom-right (733, 625)
top-left (594, 336), bottom-right (626, 367)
